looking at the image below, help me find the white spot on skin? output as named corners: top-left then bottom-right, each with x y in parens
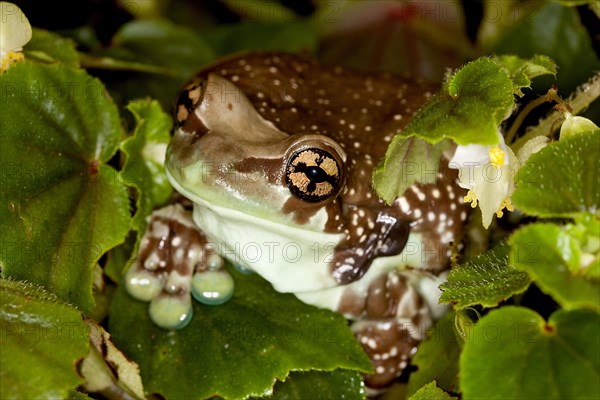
top-left (171, 236), bottom-right (181, 247)
top-left (398, 197), bottom-right (410, 213)
top-left (393, 114), bottom-right (402, 120)
top-left (432, 189), bottom-right (440, 198)
top-left (427, 212), bottom-right (435, 221)
top-left (376, 366), bottom-right (385, 374)
top-left (414, 209), bottom-right (422, 218)
top-left (460, 211), bottom-right (467, 221)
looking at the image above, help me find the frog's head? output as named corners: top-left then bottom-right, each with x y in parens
top-left (166, 73), bottom-right (350, 291)
top-left (168, 73), bottom-right (347, 226)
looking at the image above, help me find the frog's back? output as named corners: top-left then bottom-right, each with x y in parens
top-left (177, 52), bottom-right (436, 161)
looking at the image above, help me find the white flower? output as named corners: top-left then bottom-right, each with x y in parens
top-left (0, 2), bottom-right (32, 72)
top-left (449, 130), bottom-right (519, 228)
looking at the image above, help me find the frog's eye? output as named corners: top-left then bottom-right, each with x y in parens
top-left (285, 148), bottom-right (342, 202)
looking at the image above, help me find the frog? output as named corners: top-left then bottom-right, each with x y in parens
top-left (125, 52), bottom-right (469, 388)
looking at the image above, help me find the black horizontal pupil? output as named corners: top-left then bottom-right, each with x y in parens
top-left (305, 166), bottom-right (328, 183)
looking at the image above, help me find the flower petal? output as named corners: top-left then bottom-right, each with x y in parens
top-left (0, 2), bottom-right (32, 54)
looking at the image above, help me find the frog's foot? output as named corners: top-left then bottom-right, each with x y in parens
top-left (341, 270), bottom-right (432, 388)
top-left (353, 320), bottom-right (420, 388)
top-left (331, 208), bottom-right (410, 284)
top-left (125, 204), bottom-right (234, 329)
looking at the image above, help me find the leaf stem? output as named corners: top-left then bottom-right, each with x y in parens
top-left (512, 72), bottom-right (600, 150)
top-left (78, 53), bottom-right (176, 75)
top-left (505, 87), bottom-right (570, 144)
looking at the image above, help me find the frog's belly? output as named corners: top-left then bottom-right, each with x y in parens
top-left (191, 200), bottom-right (345, 292)
top-left (190, 197), bottom-right (446, 316)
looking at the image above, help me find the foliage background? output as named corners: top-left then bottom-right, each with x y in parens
top-left (1, 0), bottom-right (599, 399)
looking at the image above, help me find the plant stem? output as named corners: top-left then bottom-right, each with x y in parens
top-left (512, 72), bottom-right (600, 151)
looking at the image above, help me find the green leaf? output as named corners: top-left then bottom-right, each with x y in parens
top-left (204, 20), bottom-right (318, 56)
top-left (401, 57), bottom-right (514, 145)
top-left (0, 63), bottom-right (130, 312)
top-left (512, 132), bottom-right (600, 218)
top-left (460, 306), bottom-right (600, 399)
top-left (220, 0), bottom-right (297, 22)
top-left (24, 28), bottom-right (79, 67)
top-left (492, 2), bottom-right (600, 94)
top-left (0, 279), bottom-right (90, 399)
top-left (99, 19), bottom-right (215, 109)
top-left (409, 381), bottom-right (456, 400)
top-left (496, 54), bottom-right (557, 96)
top-left (439, 242), bottom-right (531, 309)
top-left (510, 223), bottom-right (600, 311)
top-left (265, 370), bottom-right (366, 400)
top-left (121, 99), bottom-right (173, 232)
top-left (407, 312), bottom-right (461, 397)
top-left (372, 137), bottom-right (449, 204)
top-left (109, 268), bottom-right (372, 399)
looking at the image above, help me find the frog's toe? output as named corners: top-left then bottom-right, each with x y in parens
top-left (125, 268), bottom-right (163, 302)
top-left (149, 294), bottom-right (193, 330)
top-left (191, 269), bottom-right (235, 305)
top-left (352, 320), bottom-right (420, 389)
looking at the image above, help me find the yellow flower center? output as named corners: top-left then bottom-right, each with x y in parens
top-left (495, 197), bottom-right (515, 218)
top-left (489, 146), bottom-right (505, 168)
top-left (463, 189), bottom-right (478, 208)
top-left (1, 51), bottom-right (25, 72)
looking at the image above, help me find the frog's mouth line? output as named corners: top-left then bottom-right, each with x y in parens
top-left (165, 168), bottom-right (345, 245)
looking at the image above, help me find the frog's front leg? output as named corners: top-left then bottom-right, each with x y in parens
top-left (125, 203), bottom-right (233, 329)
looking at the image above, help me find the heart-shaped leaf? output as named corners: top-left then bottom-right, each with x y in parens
top-left (512, 131), bottom-right (600, 218)
top-left (510, 223), bottom-right (600, 311)
top-left (109, 268), bottom-right (372, 399)
top-left (0, 62), bottom-right (130, 312)
top-left (460, 306), bottom-right (600, 399)
top-left (400, 57), bottom-right (514, 146)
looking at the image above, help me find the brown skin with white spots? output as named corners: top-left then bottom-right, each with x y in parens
top-left (173, 52), bottom-right (467, 284)
top-left (139, 52), bottom-right (469, 388)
